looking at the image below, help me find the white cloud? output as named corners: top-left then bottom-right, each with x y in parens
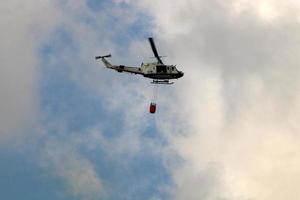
top-left (0, 1), bottom-right (63, 143)
top-left (0, 1), bottom-right (104, 198)
top-left (132, 0), bottom-right (300, 199)
top-left (40, 138), bottom-right (103, 200)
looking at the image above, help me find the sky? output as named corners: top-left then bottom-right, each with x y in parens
top-left (1, 0), bottom-right (300, 200)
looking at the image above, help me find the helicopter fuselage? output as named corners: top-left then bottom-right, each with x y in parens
top-left (141, 63), bottom-right (184, 80)
top-left (98, 56), bottom-right (183, 81)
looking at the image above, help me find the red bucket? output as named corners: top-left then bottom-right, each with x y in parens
top-left (149, 103), bottom-right (156, 114)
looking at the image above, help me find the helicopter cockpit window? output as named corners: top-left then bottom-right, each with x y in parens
top-left (156, 65), bottom-right (167, 73)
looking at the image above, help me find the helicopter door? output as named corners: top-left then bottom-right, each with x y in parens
top-left (156, 65), bottom-right (167, 73)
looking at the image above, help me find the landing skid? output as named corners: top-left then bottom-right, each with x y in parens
top-left (151, 80), bottom-right (174, 84)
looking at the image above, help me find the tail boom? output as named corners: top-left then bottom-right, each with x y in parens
top-left (95, 54), bottom-right (142, 75)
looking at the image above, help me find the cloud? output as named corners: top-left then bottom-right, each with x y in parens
top-left (40, 138), bottom-right (103, 200)
top-left (0, 1), bottom-right (64, 143)
top-left (0, 1), bottom-right (37, 142)
top-left (132, 0), bottom-right (300, 199)
top-left (1, 1), bottom-right (106, 198)
top-left (0, 1), bottom-right (103, 197)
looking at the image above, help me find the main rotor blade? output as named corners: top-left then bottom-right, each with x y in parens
top-left (148, 37), bottom-right (163, 64)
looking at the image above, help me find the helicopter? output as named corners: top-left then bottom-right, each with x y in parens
top-left (95, 37), bottom-right (184, 84)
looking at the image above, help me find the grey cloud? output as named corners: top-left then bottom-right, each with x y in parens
top-left (0, 1), bottom-right (105, 198)
top-left (40, 138), bottom-right (103, 200)
top-left (169, 0), bottom-right (300, 122)
top-left (0, 1), bottom-right (63, 143)
top-left (170, 163), bottom-right (228, 200)
top-left (133, 0), bottom-right (300, 199)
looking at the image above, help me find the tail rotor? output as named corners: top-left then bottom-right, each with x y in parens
top-left (95, 54), bottom-right (111, 60)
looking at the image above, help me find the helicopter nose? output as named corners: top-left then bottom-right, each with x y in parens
top-left (179, 71), bottom-right (184, 77)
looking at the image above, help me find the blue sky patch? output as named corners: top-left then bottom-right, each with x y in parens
top-left (0, 148), bottom-right (72, 200)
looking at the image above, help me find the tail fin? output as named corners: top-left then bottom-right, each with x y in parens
top-left (95, 54), bottom-right (111, 60)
